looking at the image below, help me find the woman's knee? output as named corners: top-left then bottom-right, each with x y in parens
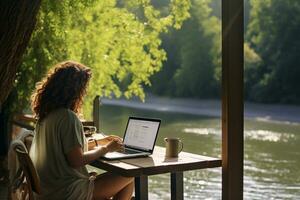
top-left (127, 177), bottom-right (134, 183)
top-left (118, 175), bottom-right (134, 184)
top-left (93, 174), bottom-right (133, 199)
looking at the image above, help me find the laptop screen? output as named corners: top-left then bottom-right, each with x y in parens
top-left (123, 117), bottom-right (161, 151)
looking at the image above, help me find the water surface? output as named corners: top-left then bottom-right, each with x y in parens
top-left (98, 105), bottom-right (300, 200)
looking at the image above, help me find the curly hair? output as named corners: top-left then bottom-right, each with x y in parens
top-left (31, 61), bottom-right (92, 121)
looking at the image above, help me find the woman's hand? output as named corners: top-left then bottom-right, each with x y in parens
top-left (88, 135), bottom-right (123, 151)
top-left (105, 139), bottom-right (124, 152)
top-left (102, 135), bottom-right (122, 143)
top-left (97, 135), bottom-right (122, 146)
top-left (67, 136), bottom-right (123, 168)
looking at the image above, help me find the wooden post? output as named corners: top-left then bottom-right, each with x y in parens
top-left (93, 96), bottom-right (101, 131)
top-left (222, 0), bottom-right (244, 199)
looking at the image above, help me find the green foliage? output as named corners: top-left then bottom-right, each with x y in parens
top-left (151, 0), bottom-right (300, 104)
top-left (15, 0), bottom-right (190, 117)
top-left (150, 0), bottom-right (220, 97)
top-left (244, 43), bottom-right (261, 100)
top-left (15, 0), bottom-right (300, 115)
top-left (247, 0), bottom-right (300, 103)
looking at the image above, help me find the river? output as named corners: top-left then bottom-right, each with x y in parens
top-left (97, 97), bottom-right (300, 200)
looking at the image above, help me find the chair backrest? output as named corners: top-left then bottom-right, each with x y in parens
top-left (15, 147), bottom-right (41, 197)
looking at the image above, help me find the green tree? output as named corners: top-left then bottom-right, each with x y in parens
top-left (244, 43), bottom-right (261, 100)
top-left (151, 0), bottom-right (220, 98)
top-left (247, 0), bottom-right (300, 103)
top-left (15, 0), bottom-right (190, 117)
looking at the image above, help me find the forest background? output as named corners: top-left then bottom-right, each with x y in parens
top-left (9, 0), bottom-right (300, 118)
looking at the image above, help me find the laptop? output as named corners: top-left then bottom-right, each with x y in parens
top-left (101, 116), bottom-right (161, 160)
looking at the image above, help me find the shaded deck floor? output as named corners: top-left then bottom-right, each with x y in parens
top-left (0, 172), bottom-right (8, 199)
top-left (0, 185), bottom-right (8, 200)
top-left (0, 156), bottom-right (8, 200)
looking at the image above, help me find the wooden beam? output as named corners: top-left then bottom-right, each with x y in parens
top-left (93, 96), bottom-right (101, 131)
top-left (222, 0), bottom-right (244, 199)
top-left (13, 114), bottom-right (95, 130)
top-left (11, 120), bottom-right (34, 131)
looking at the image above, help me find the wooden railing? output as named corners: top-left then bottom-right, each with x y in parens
top-left (11, 96), bottom-right (101, 134)
top-left (12, 114), bottom-right (36, 131)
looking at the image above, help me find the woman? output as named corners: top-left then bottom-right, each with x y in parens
top-left (29, 61), bottom-right (134, 200)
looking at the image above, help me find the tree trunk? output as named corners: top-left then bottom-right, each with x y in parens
top-left (0, 0), bottom-right (41, 108)
top-left (0, 0), bottom-right (41, 156)
top-left (0, 91), bottom-right (16, 156)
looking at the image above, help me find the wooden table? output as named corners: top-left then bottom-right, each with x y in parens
top-left (91, 146), bottom-right (221, 200)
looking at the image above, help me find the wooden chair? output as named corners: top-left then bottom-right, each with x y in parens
top-left (13, 147), bottom-right (41, 200)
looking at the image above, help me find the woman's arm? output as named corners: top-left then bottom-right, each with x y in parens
top-left (67, 139), bottom-right (123, 168)
top-left (88, 135), bottom-right (122, 150)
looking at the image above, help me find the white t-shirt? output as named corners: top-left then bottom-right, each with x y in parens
top-left (30, 108), bottom-right (93, 200)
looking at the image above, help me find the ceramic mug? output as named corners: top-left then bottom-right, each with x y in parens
top-left (164, 137), bottom-right (183, 158)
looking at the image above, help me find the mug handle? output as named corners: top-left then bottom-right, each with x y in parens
top-left (178, 140), bottom-right (183, 153)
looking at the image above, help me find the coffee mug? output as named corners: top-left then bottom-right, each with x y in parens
top-left (164, 137), bottom-right (183, 158)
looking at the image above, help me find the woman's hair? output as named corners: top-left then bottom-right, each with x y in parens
top-left (31, 61), bottom-right (92, 121)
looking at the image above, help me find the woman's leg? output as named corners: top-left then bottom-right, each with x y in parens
top-left (113, 181), bottom-right (134, 200)
top-left (93, 172), bottom-right (134, 200)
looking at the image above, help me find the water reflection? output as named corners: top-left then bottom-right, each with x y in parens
top-left (245, 130), bottom-right (295, 142)
top-left (99, 105), bottom-right (300, 199)
top-left (183, 127), bottom-right (295, 143)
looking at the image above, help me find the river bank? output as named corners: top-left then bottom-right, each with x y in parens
top-left (100, 94), bottom-right (300, 124)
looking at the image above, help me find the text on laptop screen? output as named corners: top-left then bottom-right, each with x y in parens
top-left (123, 119), bottom-right (160, 150)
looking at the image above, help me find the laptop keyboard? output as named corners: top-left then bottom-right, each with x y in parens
top-left (122, 148), bottom-right (140, 154)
